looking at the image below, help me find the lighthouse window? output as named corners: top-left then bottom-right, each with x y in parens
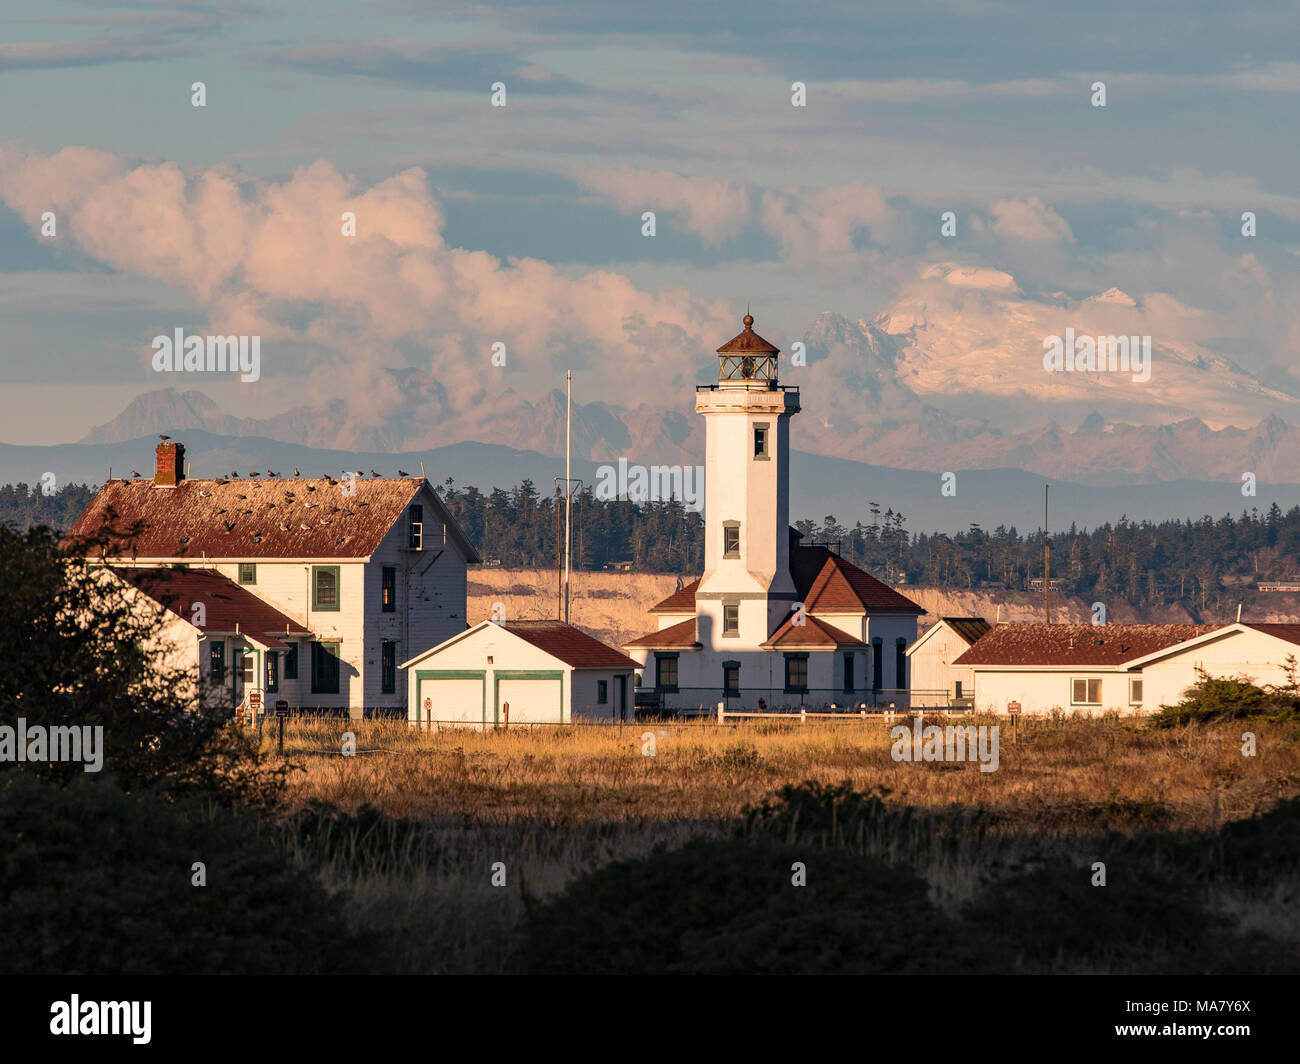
top-left (754, 423), bottom-right (770, 460)
top-left (723, 522), bottom-right (740, 558)
top-left (723, 603), bottom-right (739, 636)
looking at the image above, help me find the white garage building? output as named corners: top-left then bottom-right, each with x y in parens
top-left (401, 619), bottom-right (639, 728)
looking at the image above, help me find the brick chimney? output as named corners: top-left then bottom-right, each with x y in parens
top-left (154, 440), bottom-right (185, 486)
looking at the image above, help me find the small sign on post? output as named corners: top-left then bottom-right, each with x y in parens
top-left (275, 700), bottom-right (289, 755)
top-left (248, 690), bottom-right (262, 723)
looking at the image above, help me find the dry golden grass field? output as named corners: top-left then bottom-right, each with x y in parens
top-left (258, 714), bottom-right (1300, 972)
top-left (274, 714), bottom-right (1299, 831)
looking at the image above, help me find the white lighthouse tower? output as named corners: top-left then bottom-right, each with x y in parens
top-left (694, 313), bottom-right (801, 647)
top-left (624, 311), bottom-right (923, 713)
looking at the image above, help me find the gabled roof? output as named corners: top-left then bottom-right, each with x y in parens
top-left (1241, 623), bottom-right (1300, 648)
top-left (623, 618), bottom-right (702, 650)
top-left (112, 567), bottom-right (310, 649)
top-left (650, 578), bottom-right (700, 613)
top-left (64, 476), bottom-right (479, 562)
top-left (501, 621), bottom-right (638, 669)
top-left (762, 614), bottom-right (865, 649)
top-left (907, 616), bottom-right (991, 658)
top-left (939, 617), bottom-right (992, 644)
top-left (402, 619), bottom-right (638, 670)
top-left (794, 546), bottom-right (924, 614)
top-left (953, 623), bottom-right (1220, 667)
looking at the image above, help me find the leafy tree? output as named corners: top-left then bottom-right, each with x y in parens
top-left (0, 523), bottom-right (287, 808)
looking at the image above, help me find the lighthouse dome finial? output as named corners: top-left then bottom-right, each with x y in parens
top-left (742, 312), bottom-right (754, 328)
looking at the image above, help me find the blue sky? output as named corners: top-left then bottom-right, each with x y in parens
top-left (2, 0), bottom-right (1299, 445)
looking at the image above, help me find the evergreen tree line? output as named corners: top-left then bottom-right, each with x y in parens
top-left (0, 482), bottom-right (97, 533)
top-left (11, 481), bottom-right (1300, 618)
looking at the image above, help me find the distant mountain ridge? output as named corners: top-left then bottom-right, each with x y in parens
top-left (80, 378), bottom-right (1300, 490)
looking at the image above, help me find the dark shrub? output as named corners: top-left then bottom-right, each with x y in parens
top-left (0, 773), bottom-right (378, 974)
top-left (514, 833), bottom-right (1009, 974)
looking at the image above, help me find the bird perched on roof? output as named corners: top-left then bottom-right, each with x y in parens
top-left (130, 470), bottom-right (141, 478)
top-left (198, 490), bottom-right (211, 497)
top-left (223, 521), bottom-right (235, 531)
top-left (230, 471), bottom-right (239, 477)
top-left (279, 523), bottom-right (290, 532)
top-left (369, 469), bottom-right (380, 477)
top-left (251, 533), bottom-right (262, 544)
top-left (300, 522), bottom-right (312, 531)
top-left (267, 470), bottom-right (276, 477)
top-left (249, 471), bottom-right (260, 478)
top-left (398, 470), bottom-right (409, 477)
top-left (293, 468), bottom-right (300, 477)
top-left (159, 434), bottom-right (171, 441)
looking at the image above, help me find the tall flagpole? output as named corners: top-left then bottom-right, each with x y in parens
top-left (565, 370), bottom-right (572, 624)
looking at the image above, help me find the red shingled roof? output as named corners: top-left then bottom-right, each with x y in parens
top-left (64, 475), bottom-right (476, 561)
top-left (650, 578), bottom-right (700, 613)
top-left (762, 614), bottom-right (865, 649)
top-left (794, 546), bottom-right (923, 614)
top-left (113, 567), bottom-right (310, 649)
top-left (953, 623), bottom-right (1220, 667)
top-left (502, 621), bottom-right (639, 669)
top-left (623, 618), bottom-right (701, 650)
top-left (627, 546), bottom-right (919, 649)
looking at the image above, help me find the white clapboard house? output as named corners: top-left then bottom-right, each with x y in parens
top-left (622, 313), bottom-right (924, 713)
top-left (954, 621), bottom-right (1300, 714)
top-left (65, 440), bottom-right (479, 717)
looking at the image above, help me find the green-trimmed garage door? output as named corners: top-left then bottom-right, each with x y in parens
top-left (416, 670), bottom-right (485, 727)
top-left (495, 671), bottom-right (563, 725)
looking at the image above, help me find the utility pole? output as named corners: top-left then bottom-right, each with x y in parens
top-left (1044, 484), bottom-right (1052, 624)
top-left (553, 373), bottom-right (583, 624)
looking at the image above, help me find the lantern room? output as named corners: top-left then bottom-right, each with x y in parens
top-left (716, 313), bottom-right (780, 386)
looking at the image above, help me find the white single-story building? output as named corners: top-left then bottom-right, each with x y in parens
top-left (954, 621), bottom-right (1300, 714)
top-left (906, 617), bottom-right (991, 707)
top-left (401, 619), bottom-right (639, 728)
